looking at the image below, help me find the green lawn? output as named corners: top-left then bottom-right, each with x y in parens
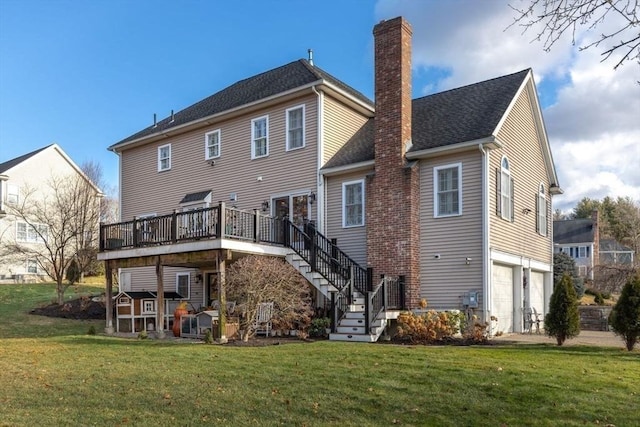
top-left (1, 284), bottom-right (638, 426)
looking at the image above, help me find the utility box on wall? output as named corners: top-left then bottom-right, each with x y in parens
top-left (462, 290), bottom-right (480, 308)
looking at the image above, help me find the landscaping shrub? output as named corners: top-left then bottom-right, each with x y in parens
top-left (545, 273), bottom-right (580, 345)
top-left (309, 317), bottom-right (330, 338)
top-left (396, 310), bottom-right (460, 344)
top-left (608, 274), bottom-right (640, 351)
top-left (573, 277), bottom-right (585, 299)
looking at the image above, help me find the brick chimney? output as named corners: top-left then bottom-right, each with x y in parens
top-left (366, 17), bottom-right (420, 309)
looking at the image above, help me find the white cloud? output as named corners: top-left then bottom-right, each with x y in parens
top-left (375, 0), bottom-right (640, 211)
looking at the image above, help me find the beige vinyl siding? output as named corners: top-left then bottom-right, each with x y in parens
top-left (120, 94), bottom-right (318, 221)
top-left (491, 84), bottom-right (552, 264)
top-left (325, 171), bottom-right (370, 266)
top-left (420, 151), bottom-right (483, 311)
top-left (322, 96), bottom-right (369, 165)
top-left (125, 266), bottom-right (204, 307)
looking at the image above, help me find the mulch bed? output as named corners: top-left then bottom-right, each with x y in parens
top-left (30, 295), bottom-right (106, 320)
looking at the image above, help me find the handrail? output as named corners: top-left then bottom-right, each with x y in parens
top-left (283, 219), bottom-right (368, 294)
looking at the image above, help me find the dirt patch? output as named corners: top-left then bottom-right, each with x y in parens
top-left (30, 295), bottom-right (106, 320)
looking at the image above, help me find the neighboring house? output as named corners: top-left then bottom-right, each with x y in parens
top-left (554, 210), bottom-right (634, 279)
top-left (0, 144), bottom-right (101, 282)
top-left (98, 17), bottom-right (562, 340)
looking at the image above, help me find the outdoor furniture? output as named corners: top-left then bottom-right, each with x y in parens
top-left (524, 307), bottom-right (542, 334)
top-left (255, 302), bottom-right (274, 336)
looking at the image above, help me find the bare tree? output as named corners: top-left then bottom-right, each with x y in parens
top-left (509, 0), bottom-right (640, 70)
top-left (226, 255), bottom-right (312, 341)
top-left (2, 172), bottom-right (101, 304)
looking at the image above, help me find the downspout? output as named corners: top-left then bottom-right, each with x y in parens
top-left (479, 143), bottom-right (491, 325)
top-left (312, 85), bottom-right (325, 233)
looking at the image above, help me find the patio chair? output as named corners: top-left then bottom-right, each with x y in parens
top-left (531, 307), bottom-right (542, 334)
top-left (255, 302), bottom-right (274, 336)
top-left (523, 307), bottom-right (534, 334)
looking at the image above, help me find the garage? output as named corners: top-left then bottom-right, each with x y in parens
top-left (529, 271), bottom-right (545, 327)
top-left (492, 264), bottom-right (514, 334)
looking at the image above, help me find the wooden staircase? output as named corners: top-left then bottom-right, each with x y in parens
top-left (283, 226), bottom-right (393, 343)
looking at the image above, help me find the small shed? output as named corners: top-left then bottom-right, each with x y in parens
top-left (114, 291), bottom-right (183, 333)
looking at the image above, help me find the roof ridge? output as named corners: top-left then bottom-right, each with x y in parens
top-left (412, 69), bottom-right (530, 102)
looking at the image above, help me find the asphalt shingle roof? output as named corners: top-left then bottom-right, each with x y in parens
top-left (179, 190), bottom-right (212, 204)
top-left (112, 60), bottom-right (373, 148)
top-left (324, 69), bottom-right (530, 169)
top-left (553, 219), bottom-right (595, 245)
top-left (0, 144), bottom-right (52, 174)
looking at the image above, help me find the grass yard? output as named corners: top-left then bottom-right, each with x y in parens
top-left (1, 284), bottom-right (638, 426)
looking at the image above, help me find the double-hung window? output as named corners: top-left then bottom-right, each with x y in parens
top-left (16, 221), bottom-right (47, 243)
top-left (251, 116), bottom-right (269, 159)
top-left (434, 163), bottom-right (462, 217)
top-left (7, 184), bottom-right (19, 204)
top-left (286, 105), bottom-right (305, 150)
top-left (537, 183), bottom-right (547, 236)
top-left (158, 144), bottom-right (171, 171)
top-left (27, 259), bottom-right (38, 274)
top-left (342, 179), bottom-right (364, 227)
top-left (176, 273), bottom-right (191, 299)
top-left (205, 130), bottom-right (221, 160)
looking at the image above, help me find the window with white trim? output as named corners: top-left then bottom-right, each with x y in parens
top-left (286, 105), bottom-right (305, 150)
top-left (434, 163), bottom-right (462, 217)
top-left (578, 265), bottom-right (587, 277)
top-left (27, 259), bottom-right (38, 274)
top-left (142, 299), bottom-right (156, 314)
top-left (251, 116), bottom-right (269, 159)
top-left (16, 221), bottom-right (48, 243)
top-left (176, 273), bottom-right (191, 299)
top-left (7, 184), bottom-right (19, 204)
top-left (158, 144), bottom-right (171, 171)
top-left (537, 183), bottom-right (547, 236)
top-left (342, 180), bottom-right (364, 227)
top-left (205, 129), bottom-right (221, 159)
top-left (498, 156), bottom-right (513, 221)
top-left (579, 246), bottom-right (587, 258)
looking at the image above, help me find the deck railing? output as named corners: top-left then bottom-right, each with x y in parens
top-left (99, 203), bottom-right (283, 251)
top-left (100, 203), bottom-right (403, 338)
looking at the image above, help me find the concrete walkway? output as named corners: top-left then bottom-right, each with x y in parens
top-left (491, 330), bottom-right (631, 349)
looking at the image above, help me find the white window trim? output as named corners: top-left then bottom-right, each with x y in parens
top-left (176, 272), bottom-right (191, 299)
top-left (205, 129), bottom-right (221, 160)
top-left (537, 183), bottom-right (547, 236)
top-left (117, 297), bottom-right (130, 306)
top-left (7, 184), bottom-right (19, 204)
top-left (27, 259), bottom-right (38, 274)
top-left (285, 105), bottom-right (305, 151)
top-left (500, 156), bottom-right (512, 221)
top-left (433, 162), bottom-right (463, 218)
top-left (158, 144), bottom-right (171, 172)
top-left (16, 221), bottom-right (47, 243)
top-left (342, 179), bottom-right (365, 228)
top-left (251, 115), bottom-right (269, 159)
top-left (142, 299), bottom-right (156, 314)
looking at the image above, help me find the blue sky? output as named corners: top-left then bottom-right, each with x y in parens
top-left (1, 0), bottom-right (638, 210)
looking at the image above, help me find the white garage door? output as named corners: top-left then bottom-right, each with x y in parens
top-left (530, 272), bottom-right (545, 325)
top-left (492, 264), bottom-right (514, 334)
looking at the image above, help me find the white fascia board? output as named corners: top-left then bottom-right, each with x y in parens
top-left (405, 137), bottom-right (500, 160)
top-left (319, 160), bottom-right (375, 177)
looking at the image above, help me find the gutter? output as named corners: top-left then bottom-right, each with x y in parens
top-left (405, 137), bottom-right (501, 160)
top-left (319, 160), bottom-right (375, 177)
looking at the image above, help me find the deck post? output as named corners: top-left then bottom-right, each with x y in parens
top-left (253, 209), bottom-right (260, 242)
top-left (171, 209), bottom-right (178, 242)
top-left (132, 216), bottom-right (139, 247)
top-left (104, 261), bottom-right (114, 334)
top-left (217, 251), bottom-right (229, 343)
top-left (155, 256), bottom-right (165, 338)
top-left (218, 202), bottom-right (226, 237)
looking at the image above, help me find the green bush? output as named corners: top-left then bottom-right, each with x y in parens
top-left (204, 329), bottom-right (214, 344)
top-left (87, 325), bottom-right (96, 335)
top-left (594, 293), bottom-right (605, 305)
top-left (545, 273), bottom-right (580, 346)
top-left (608, 274), bottom-right (640, 351)
top-left (309, 317), bottom-right (330, 338)
top-left (573, 277), bottom-right (585, 299)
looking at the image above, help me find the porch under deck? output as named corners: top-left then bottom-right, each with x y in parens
top-left (98, 203), bottom-right (292, 341)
